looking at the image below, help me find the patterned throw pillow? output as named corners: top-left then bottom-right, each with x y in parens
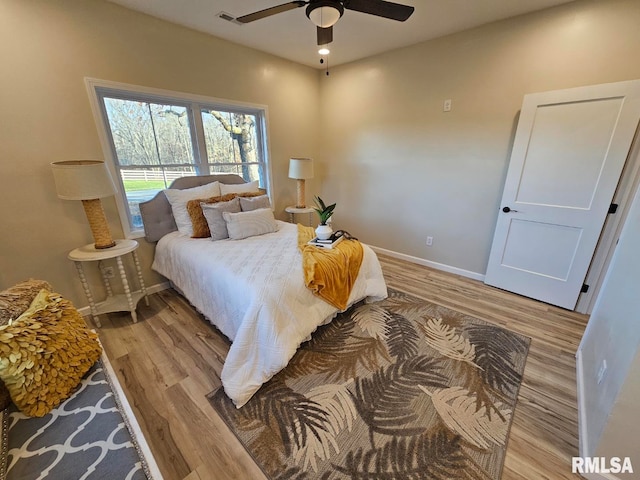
top-left (0, 290), bottom-right (102, 417)
top-left (223, 208), bottom-right (278, 240)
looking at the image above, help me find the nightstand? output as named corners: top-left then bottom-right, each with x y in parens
top-left (68, 239), bottom-right (149, 327)
top-left (285, 206), bottom-right (315, 226)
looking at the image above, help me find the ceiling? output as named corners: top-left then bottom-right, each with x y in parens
top-left (107, 0), bottom-right (575, 68)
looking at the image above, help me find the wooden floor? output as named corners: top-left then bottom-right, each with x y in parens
top-left (96, 254), bottom-right (589, 480)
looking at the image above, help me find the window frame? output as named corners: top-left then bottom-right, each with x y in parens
top-left (85, 78), bottom-right (272, 239)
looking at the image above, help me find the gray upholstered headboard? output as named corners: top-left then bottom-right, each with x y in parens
top-left (139, 174), bottom-right (247, 242)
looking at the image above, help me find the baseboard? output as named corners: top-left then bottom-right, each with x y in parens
top-left (575, 349), bottom-right (622, 480)
top-left (369, 245), bottom-right (486, 282)
top-left (77, 281), bottom-right (171, 317)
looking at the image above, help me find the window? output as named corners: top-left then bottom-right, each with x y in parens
top-left (87, 79), bottom-right (270, 237)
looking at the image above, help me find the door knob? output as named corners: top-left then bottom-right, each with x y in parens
top-left (502, 206), bottom-right (518, 213)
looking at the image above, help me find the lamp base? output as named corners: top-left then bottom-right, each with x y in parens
top-left (95, 241), bottom-right (117, 250)
top-left (82, 199), bottom-right (116, 249)
top-left (296, 179), bottom-right (307, 208)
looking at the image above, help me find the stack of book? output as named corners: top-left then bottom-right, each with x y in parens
top-left (307, 233), bottom-right (344, 249)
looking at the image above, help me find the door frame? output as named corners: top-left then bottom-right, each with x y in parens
top-left (576, 126), bottom-right (640, 314)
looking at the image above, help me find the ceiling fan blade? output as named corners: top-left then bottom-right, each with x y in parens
top-left (317, 26), bottom-right (333, 45)
top-left (344, 0), bottom-right (414, 22)
top-left (236, 1), bottom-right (307, 24)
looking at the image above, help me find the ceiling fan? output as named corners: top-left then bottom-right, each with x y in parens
top-left (236, 0), bottom-right (415, 46)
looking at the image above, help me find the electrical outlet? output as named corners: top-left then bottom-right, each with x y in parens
top-left (597, 359), bottom-right (607, 384)
top-left (426, 236), bottom-right (433, 246)
top-left (103, 266), bottom-right (115, 279)
top-left (443, 99), bottom-right (452, 112)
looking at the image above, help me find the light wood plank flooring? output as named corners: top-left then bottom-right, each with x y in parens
top-left (96, 254), bottom-right (589, 479)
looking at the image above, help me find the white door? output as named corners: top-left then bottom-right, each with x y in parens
top-left (485, 80), bottom-right (640, 310)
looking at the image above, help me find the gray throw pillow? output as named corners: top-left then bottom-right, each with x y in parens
top-left (201, 197), bottom-right (241, 240)
top-left (239, 194), bottom-right (271, 212)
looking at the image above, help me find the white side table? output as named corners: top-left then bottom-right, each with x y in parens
top-left (68, 239), bottom-right (149, 327)
top-left (285, 206), bottom-right (315, 226)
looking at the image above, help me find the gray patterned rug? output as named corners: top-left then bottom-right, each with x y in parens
top-left (209, 289), bottom-right (530, 480)
top-left (1, 355), bottom-right (159, 480)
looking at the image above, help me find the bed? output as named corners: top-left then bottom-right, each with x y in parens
top-left (140, 175), bottom-right (387, 407)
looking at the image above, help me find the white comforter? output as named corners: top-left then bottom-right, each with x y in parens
top-left (152, 221), bottom-right (387, 407)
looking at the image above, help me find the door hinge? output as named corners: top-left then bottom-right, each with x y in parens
top-left (581, 283), bottom-right (590, 293)
top-left (608, 203), bottom-right (618, 214)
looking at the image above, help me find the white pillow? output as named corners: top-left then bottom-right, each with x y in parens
top-left (220, 180), bottom-right (260, 195)
top-left (164, 182), bottom-right (221, 236)
top-left (201, 197), bottom-right (241, 241)
top-left (223, 208), bottom-right (278, 240)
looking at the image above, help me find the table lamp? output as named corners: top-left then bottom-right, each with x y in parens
top-left (51, 160), bottom-right (117, 249)
top-left (288, 158), bottom-right (314, 208)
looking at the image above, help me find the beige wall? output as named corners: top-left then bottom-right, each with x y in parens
top-left (318, 0), bottom-right (640, 275)
top-left (0, 0), bottom-right (321, 305)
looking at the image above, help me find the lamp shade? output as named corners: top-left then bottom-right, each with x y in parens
top-left (288, 158), bottom-right (314, 180)
top-left (51, 160), bottom-right (117, 200)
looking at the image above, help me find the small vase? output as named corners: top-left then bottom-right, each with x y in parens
top-left (315, 224), bottom-right (333, 240)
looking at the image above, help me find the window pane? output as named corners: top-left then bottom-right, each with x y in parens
top-left (201, 109), bottom-right (262, 184)
top-left (102, 96), bottom-right (199, 231)
top-left (93, 84), bottom-right (269, 236)
top-left (104, 98), bottom-right (195, 166)
top-left (123, 166), bottom-right (197, 229)
top-left (150, 103), bottom-right (194, 165)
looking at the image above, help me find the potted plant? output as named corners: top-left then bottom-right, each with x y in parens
top-left (313, 196), bottom-right (336, 240)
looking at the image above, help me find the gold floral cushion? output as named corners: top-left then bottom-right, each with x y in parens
top-left (187, 191), bottom-right (264, 238)
top-left (0, 290), bottom-right (102, 417)
top-left (0, 279), bottom-right (53, 411)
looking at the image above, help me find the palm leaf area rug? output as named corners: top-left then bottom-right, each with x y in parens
top-left (208, 289), bottom-right (530, 480)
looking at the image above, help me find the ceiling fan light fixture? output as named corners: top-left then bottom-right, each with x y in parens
top-left (306, 2), bottom-right (344, 28)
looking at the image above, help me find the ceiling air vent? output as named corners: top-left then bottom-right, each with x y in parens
top-left (217, 11), bottom-right (242, 25)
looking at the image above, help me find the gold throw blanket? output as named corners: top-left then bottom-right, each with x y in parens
top-left (297, 224), bottom-right (364, 310)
